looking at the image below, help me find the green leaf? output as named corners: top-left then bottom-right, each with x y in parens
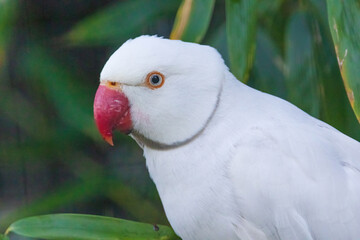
top-left (6, 214), bottom-right (180, 240)
top-left (64, 0), bottom-right (180, 46)
top-left (308, 0), bottom-right (328, 27)
top-left (226, 0), bottom-right (258, 83)
top-left (0, 0), bottom-right (17, 72)
top-left (252, 28), bottom-right (286, 99)
top-left (0, 234), bottom-right (9, 240)
top-left (170, 0), bottom-right (215, 43)
top-left (285, 12), bottom-right (320, 117)
top-left (308, 17), bottom-right (347, 128)
top-left (327, 0), bottom-right (360, 123)
top-left (205, 23), bottom-right (229, 65)
top-left (257, 0), bottom-right (284, 17)
top-left (308, 14), bottom-right (360, 141)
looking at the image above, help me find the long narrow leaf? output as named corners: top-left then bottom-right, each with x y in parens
top-left (309, 18), bottom-right (347, 128)
top-left (327, 0), bottom-right (360, 123)
top-left (64, 0), bottom-right (179, 46)
top-left (0, 0), bottom-right (17, 71)
top-left (306, 0), bottom-right (360, 140)
top-left (226, 0), bottom-right (258, 83)
top-left (253, 29), bottom-right (286, 98)
top-left (170, 0), bottom-right (215, 43)
top-left (205, 23), bottom-right (229, 65)
top-left (6, 214), bottom-right (180, 240)
top-left (285, 12), bottom-right (320, 117)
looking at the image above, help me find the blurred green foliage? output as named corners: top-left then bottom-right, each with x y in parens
top-left (0, 0), bottom-right (172, 234)
top-left (64, 0), bottom-right (179, 46)
top-left (0, 0), bottom-right (359, 239)
top-left (226, 0), bottom-right (257, 83)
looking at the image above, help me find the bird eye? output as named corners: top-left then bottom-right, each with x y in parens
top-left (146, 71), bottom-right (165, 89)
top-left (106, 81), bottom-right (119, 88)
top-left (150, 75), bottom-right (161, 85)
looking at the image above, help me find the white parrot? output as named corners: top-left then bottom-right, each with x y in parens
top-left (93, 36), bottom-right (360, 240)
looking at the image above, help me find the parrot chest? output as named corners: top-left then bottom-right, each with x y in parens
top-left (145, 147), bottom-right (240, 240)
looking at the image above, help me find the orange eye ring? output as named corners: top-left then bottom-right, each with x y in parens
top-left (146, 71), bottom-right (165, 89)
top-left (105, 81), bottom-right (120, 88)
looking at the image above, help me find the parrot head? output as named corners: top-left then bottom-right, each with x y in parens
top-left (94, 36), bottom-right (225, 148)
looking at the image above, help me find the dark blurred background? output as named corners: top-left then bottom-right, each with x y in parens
top-left (0, 0), bottom-right (181, 230)
top-left (0, 0), bottom-right (359, 232)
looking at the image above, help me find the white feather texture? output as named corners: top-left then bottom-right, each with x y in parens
top-left (100, 36), bottom-right (360, 240)
top-left (101, 36), bottom-right (225, 145)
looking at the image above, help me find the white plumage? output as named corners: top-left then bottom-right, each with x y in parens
top-left (99, 36), bottom-right (360, 240)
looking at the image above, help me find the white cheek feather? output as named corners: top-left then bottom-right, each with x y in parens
top-left (131, 108), bottom-right (150, 125)
top-left (108, 36), bottom-right (226, 146)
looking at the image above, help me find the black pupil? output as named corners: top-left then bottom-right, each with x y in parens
top-left (151, 75), bottom-right (160, 85)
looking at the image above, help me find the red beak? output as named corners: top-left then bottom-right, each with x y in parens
top-left (93, 85), bottom-right (132, 146)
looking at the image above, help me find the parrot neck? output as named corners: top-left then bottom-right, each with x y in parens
top-left (143, 72), bottom-right (251, 239)
top-left (144, 70), bottom-right (253, 184)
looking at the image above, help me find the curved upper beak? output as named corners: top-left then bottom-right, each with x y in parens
top-left (93, 84), bottom-right (132, 146)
